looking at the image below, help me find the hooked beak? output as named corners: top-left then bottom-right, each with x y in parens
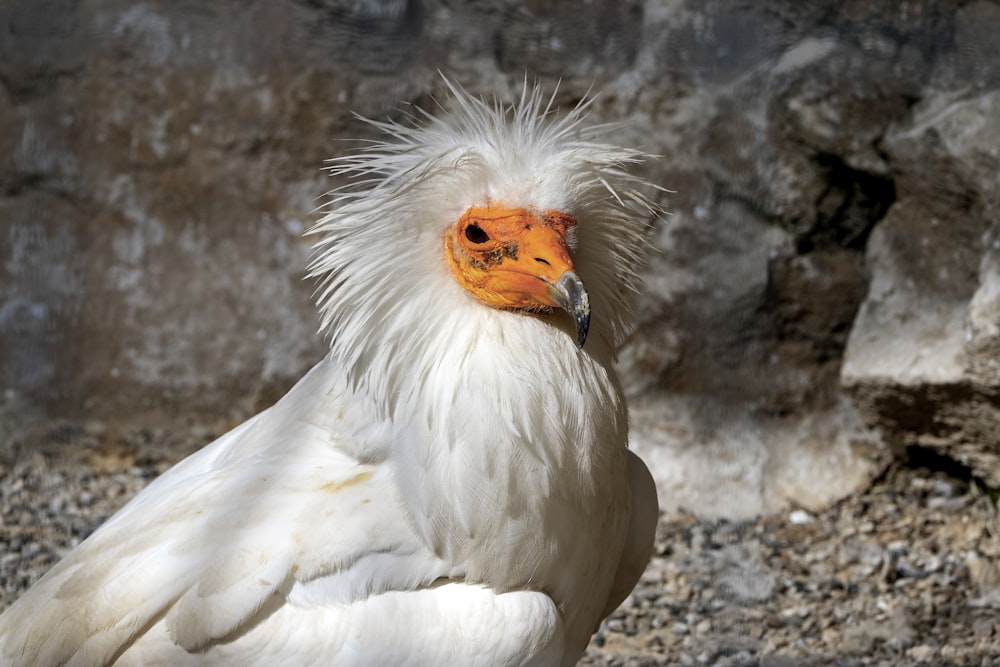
top-left (547, 271), bottom-right (591, 348)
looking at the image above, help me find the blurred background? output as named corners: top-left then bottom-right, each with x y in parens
top-left (2, 0), bottom-right (1000, 662)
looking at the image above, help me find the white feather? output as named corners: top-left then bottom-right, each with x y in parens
top-left (0, 78), bottom-right (660, 666)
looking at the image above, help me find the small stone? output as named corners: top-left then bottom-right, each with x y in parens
top-left (972, 618), bottom-right (995, 638)
top-left (886, 540), bottom-right (908, 556)
top-left (931, 478), bottom-right (959, 497)
top-left (907, 644), bottom-right (936, 661)
top-left (789, 509), bottom-right (814, 525)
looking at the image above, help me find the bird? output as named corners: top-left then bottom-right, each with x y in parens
top-left (0, 78), bottom-right (660, 666)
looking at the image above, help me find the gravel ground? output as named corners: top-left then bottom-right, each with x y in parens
top-left (2, 422), bottom-right (999, 666)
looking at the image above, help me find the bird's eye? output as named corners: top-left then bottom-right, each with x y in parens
top-left (464, 223), bottom-right (490, 244)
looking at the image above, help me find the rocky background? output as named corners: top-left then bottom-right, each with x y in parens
top-left (2, 0), bottom-right (1000, 663)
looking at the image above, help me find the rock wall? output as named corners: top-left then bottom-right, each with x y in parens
top-left (2, 0), bottom-right (998, 516)
top-left (842, 87), bottom-right (1000, 486)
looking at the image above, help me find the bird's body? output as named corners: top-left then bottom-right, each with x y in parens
top-left (0, 80), bottom-right (659, 666)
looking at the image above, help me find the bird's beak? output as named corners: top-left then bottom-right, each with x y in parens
top-left (546, 271), bottom-right (590, 348)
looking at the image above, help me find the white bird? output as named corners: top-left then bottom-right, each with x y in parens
top-left (0, 79), bottom-right (660, 666)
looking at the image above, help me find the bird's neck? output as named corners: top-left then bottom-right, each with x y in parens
top-left (366, 307), bottom-right (629, 581)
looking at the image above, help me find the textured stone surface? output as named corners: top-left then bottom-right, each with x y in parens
top-left (2, 0), bottom-right (1000, 515)
top-left (842, 87), bottom-right (1000, 485)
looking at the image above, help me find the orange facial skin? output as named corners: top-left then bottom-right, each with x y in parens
top-left (445, 204), bottom-right (591, 347)
top-left (445, 205), bottom-right (578, 310)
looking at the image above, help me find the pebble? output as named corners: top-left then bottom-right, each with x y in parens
top-left (788, 510), bottom-right (813, 525)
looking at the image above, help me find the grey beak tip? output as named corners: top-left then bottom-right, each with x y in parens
top-left (575, 312), bottom-right (589, 348)
top-left (552, 271), bottom-right (590, 349)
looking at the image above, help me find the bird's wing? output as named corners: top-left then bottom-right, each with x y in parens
top-left (601, 450), bottom-right (659, 620)
top-left (0, 360), bottom-right (453, 666)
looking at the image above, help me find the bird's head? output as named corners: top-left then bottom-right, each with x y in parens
top-left (444, 204), bottom-right (590, 346)
top-left (308, 78), bottom-right (659, 402)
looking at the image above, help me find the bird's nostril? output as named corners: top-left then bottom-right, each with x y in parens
top-left (535, 257), bottom-right (551, 266)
